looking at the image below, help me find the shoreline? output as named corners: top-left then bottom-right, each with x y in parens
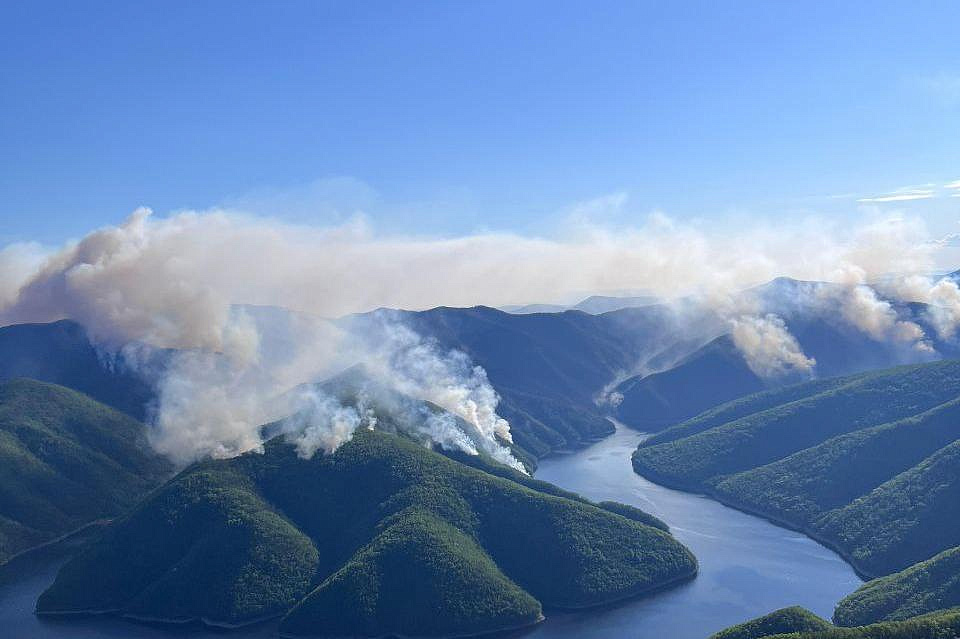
top-left (629, 458), bottom-right (876, 583)
top-left (545, 564), bottom-right (699, 613)
top-left (278, 615), bottom-right (547, 639)
top-left (36, 606), bottom-right (283, 631)
top-left (0, 519), bottom-right (110, 569)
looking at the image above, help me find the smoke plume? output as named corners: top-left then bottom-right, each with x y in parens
top-left (730, 314), bottom-right (816, 378)
top-left (0, 207), bottom-right (956, 463)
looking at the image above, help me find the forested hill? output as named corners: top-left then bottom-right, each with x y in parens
top-left (613, 295), bottom-right (960, 431)
top-left (345, 304), bottom-right (715, 457)
top-left (38, 429), bottom-right (696, 637)
top-left (0, 378), bottom-right (171, 564)
top-left (0, 320), bottom-right (156, 420)
top-left (834, 546), bottom-right (960, 626)
top-left (710, 607), bottom-right (960, 639)
top-left (633, 359), bottom-right (960, 580)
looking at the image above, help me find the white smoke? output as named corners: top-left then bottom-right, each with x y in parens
top-left (357, 320), bottom-right (521, 469)
top-left (831, 285), bottom-right (929, 350)
top-left (282, 393), bottom-right (372, 460)
top-left (0, 209), bottom-right (941, 332)
top-left (0, 208), bottom-right (954, 464)
top-left (145, 311), bottom-right (524, 469)
top-left (926, 278), bottom-right (960, 339)
top-left (730, 314), bottom-right (816, 378)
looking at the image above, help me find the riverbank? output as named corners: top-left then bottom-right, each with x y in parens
top-left (629, 452), bottom-right (878, 582)
top-left (526, 424), bottom-right (861, 639)
top-left (0, 424), bottom-right (860, 639)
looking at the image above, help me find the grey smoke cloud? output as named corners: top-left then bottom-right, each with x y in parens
top-left (0, 207), bottom-right (955, 462)
top-left (0, 209), bottom-right (939, 332)
top-left (730, 314), bottom-right (816, 378)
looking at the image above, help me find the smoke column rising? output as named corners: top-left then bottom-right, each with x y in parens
top-left (0, 208), bottom-right (957, 464)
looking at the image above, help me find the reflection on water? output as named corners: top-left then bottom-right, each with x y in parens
top-left (0, 424), bottom-right (861, 638)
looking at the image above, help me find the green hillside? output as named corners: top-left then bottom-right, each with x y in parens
top-left (615, 335), bottom-right (765, 431)
top-left (643, 376), bottom-right (851, 448)
top-left (835, 546), bottom-right (960, 626)
top-left (633, 360), bottom-right (960, 489)
top-left (710, 607), bottom-right (960, 639)
top-left (709, 606), bottom-right (832, 639)
top-left (39, 429), bottom-right (696, 637)
top-left (815, 439), bottom-right (960, 575)
top-left (0, 320), bottom-right (157, 420)
top-left (631, 359), bottom-right (960, 582)
top-left (712, 397), bottom-right (960, 530)
top-left (0, 378), bottom-right (171, 564)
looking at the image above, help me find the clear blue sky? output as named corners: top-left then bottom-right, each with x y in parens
top-left (2, 1), bottom-right (958, 245)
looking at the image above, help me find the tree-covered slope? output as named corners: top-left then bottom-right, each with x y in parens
top-left (643, 376), bottom-right (851, 448)
top-left (39, 429), bottom-right (696, 637)
top-left (613, 282), bottom-right (959, 434)
top-left (0, 320), bottom-right (156, 420)
top-left (348, 304), bottom-right (713, 458)
top-left (711, 608), bottom-right (960, 639)
top-left (711, 397), bottom-right (960, 528)
top-left (834, 546), bottom-right (960, 626)
top-left (815, 439), bottom-right (960, 575)
top-left (633, 360), bottom-right (960, 488)
top-left (632, 359), bottom-right (960, 578)
top-left (709, 606), bottom-right (832, 639)
top-left (0, 378), bottom-right (171, 564)
top-left (614, 335), bottom-right (765, 431)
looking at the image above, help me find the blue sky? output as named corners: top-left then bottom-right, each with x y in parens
top-left (1, 1), bottom-right (958, 245)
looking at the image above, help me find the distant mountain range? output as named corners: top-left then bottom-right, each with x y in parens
top-left (345, 303), bottom-right (716, 458)
top-left (502, 294), bottom-right (659, 315)
top-left (613, 278), bottom-right (960, 431)
top-left (4, 276), bottom-right (958, 464)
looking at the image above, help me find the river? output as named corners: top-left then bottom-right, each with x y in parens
top-left (527, 424), bottom-right (862, 638)
top-left (0, 424), bottom-right (861, 639)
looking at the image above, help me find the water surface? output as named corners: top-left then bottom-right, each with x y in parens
top-left (526, 424), bottom-right (862, 638)
top-left (0, 424), bottom-right (861, 638)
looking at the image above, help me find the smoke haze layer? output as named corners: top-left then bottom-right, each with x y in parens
top-left (1, 208), bottom-right (958, 465)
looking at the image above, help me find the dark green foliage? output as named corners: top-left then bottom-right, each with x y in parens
top-left (816, 440), bottom-right (960, 575)
top-left (615, 335), bottom-right (765, 431)
top-left (631, 359), bottom-right (960, 580)
top-left (596, 501), bottom-right (670, 531)
top-left (634, 360), bottom-right (960, 488)
top-left (0, 378), bottom-right (171, 563)
top-left (0, 320), bottom-right (157, 420)
top-left (40, 430), bottom-right (695, 637)
top-left (281, 509), bottom-right (540, 637)
top-left (644, 376), bottom-right (851, 448)
top-left (712, 397), bottom-right (960, 529)
top-left (835, 547), bottom-right (960, 626)
top-left (711, 608), bottom-right (960, 639)
top-left (765, 608), bottom-right (960, 639)
top-left (39, 465), bottom-right (319, 623)
top-left (709, 606), bottom-right (832, 639)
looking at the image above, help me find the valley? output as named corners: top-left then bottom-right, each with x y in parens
top-left (0, 425), bottom-right (861, 639)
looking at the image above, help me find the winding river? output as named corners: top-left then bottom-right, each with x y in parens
top-left (528, 424), bottom-right (862, 638)
top-left (0, 424), bottom-right (861, 639)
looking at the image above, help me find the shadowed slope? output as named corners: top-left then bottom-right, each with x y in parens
top-left (39, 429), bottom-right (696, 637)
top-left (0, 378), bottom-right (171, 563)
